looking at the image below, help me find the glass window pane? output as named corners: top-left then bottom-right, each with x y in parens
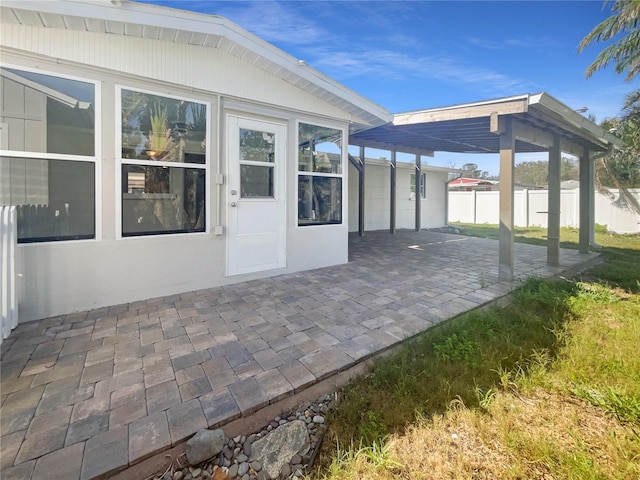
top-left (298, 176), bottom-right (342, 226)
top-left (241, 165), bottom-right (274, 198)
top-left (122, 165), bottom-right (205, 236)
top-left (0, 157), bottom-right (95, 242)
top-left (239, 128), bottom-right (274, 163)
top-left (121, 90), bottom-right (207, 164)
top-left (0, 68), bottom-right (95, 156)
top-left (298, 123), bottom-right (342, 174)
top-left (410, 173), bottom-right (426, 198)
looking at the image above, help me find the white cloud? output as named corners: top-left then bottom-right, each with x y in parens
top-left (468, 37), bottom-right (560, 50)
top-left (206, 1), bottom-right (330, 46)
top-left (309, 46), bottom-right (532, 96)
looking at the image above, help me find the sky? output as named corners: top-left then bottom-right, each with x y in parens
top-left (139, 0), bottom-right (638, 175)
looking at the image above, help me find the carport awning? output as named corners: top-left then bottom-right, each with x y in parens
top-left (350, 92), bottom-right (624, 156)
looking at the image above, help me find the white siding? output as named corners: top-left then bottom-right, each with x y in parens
top-left (1, 24), bottom-right (351, 122)
top-left (348, 160), bottom-right (449, 232)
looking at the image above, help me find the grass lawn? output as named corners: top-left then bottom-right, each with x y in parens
top-left (310, 225), bottom-right (640, 479)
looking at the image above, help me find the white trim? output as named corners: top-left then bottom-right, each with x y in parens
top-left (115, 84), bottom-right (212, 239)
top-left (122, 158), bottom-right (207, 169)
top-left (0, 150), bottom-right (98, 162)
top-left (0, 63), bottom-right (102, 243)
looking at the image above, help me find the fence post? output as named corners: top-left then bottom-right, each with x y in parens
top-left (472, 190), bottom-right (477, 224)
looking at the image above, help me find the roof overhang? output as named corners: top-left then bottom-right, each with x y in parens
top-left (0, 0), bottom-right (391, 129)
top-left (351, 93), bottom-right (625, 156)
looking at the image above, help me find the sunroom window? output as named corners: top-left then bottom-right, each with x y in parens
top-left (119, 89), bottom-right (207, 236)
top-left (297, 123), bottom-right (343, 226)
top-left (0, 67), bottom-right (97, 243)
top-left (410, 173), bottom-right (427, 198)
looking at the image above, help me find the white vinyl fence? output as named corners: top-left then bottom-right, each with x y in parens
top-left (1, 206), bottom-right (18, 345)
top-left (449, 188), bottom-right (640, 234)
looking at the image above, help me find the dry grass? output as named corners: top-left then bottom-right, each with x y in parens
top-left (310, 231), bottom-right (640, 480)
top-left (317, 390), bottom-right (639, 480)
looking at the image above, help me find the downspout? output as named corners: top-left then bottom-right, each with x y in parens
top-left (215, 93), bottom-right (224, 235)
top-left (444, 174), bottom-right (462, 227)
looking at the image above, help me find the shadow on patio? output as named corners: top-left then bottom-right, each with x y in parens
top-left (0, 231), bottom-right (598, 480)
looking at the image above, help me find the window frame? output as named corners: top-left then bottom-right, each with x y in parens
top-left (115, 85), bottom-right (211, 239)
top-left (296, 120), bottom-right (346, 228)
top-left (411, 172), bottom-right (427, 199)
top-left (0, 64), bottom-right (101, 244)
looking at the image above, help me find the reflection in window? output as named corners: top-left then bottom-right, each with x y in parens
top-left (122, 165), bottom-right (205, 236)
top-left (298, 124), bottom-right (342, 174)
top-left (298, 177), bottom-right (342, 225)
top-left (238, 128), bottom-right (275, 199)
top-left (0, 157), bottom-right (95, 242)
top-left (121, 89), bottom-right (206, 164)
top-left (240, 129), bottom-right (274, 163)
top-left (120, 88), bottom-right (208, 237)
top-left (0, 68), bottom-right (95, 156)
top-left (410, 173), bottom-right (426, 198)
top-left (241, 165), bottom-right (274, 198)
top-left (297, 123), bottom-right (343, 226)
top-left (0, 68), bottom-right (97, 243)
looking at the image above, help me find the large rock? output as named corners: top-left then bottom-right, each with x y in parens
top-left (250, 420), bottom-right (310, 479)
top-left (186, 429), bottom-right (225, 465)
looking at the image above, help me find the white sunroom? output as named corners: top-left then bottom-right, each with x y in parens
top-left (0, 0), bottom-right (400, 322)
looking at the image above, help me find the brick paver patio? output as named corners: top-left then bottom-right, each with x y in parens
top-left (0, 231), bottom-right (598, 480)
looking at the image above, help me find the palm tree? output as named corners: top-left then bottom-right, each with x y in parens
top-left (578, 0), bottom-right (640, 82)
top-left (620, 88), bottom-right (640, 124)
top-left (596, 90), bottom-right (640, 215)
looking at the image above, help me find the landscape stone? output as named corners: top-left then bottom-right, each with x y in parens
top-left (238, 462), bottom-right (249, 476)
top-left (186, 429), bottom-right (225, 465)
top-left (250, 420), bottom-right (309, 479)
top-left (243, 438), bottom-right (252, 456)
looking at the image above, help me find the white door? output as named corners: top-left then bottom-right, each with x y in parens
top-left (227, 116), bottom-right (286, 276)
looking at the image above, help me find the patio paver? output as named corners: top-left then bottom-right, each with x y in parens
top-left (0, 231), bottom-right (598, 479)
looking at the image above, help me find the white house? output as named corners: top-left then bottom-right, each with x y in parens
top-left (1, 1), bottom-right (623, 326)
top-left (0, 0), bottom-right (398, 322)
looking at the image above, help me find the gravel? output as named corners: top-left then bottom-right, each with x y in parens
top-left (152, 393), bottom-right (336, 480)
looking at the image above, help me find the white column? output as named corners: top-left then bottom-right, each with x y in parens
top-left (499, 117), bottom-right (515, 281)
top-left (547, 137), bottom-right (561, 265)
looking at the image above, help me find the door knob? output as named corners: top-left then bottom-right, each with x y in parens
top-left (230, 202), bottom-right (237, 207)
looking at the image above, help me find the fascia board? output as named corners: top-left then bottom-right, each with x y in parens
top-left (529, 92), bottom-right (625, 150)
top-left (393, 94), bottom-right (531, 121)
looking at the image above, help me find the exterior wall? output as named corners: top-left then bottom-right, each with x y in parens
top-left (1, 27), bottom-right (351, 321)
top-left (449, 189), bottom-right (640, 234)
top-left (348, 160), bottom-right (448, 232)
top-left (0, 24), bottom-right (351, 122)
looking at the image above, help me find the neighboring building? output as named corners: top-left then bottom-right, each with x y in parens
top-left (348, 157), bottom-right (456, 231)
top-left (448, 177), bottom-right (497, 191)
top-left (0, 0), bottom-right (392, 321)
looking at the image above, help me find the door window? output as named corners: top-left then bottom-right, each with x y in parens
top-left (239, 128), bottom-right (275, 199)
